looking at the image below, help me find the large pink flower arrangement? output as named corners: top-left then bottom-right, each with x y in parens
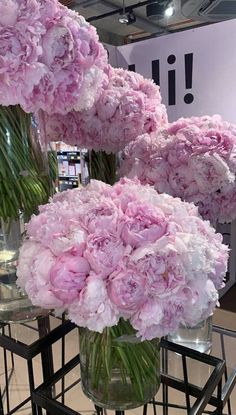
top-left (41, 66), bottom-right (168, 152)
top-left (121, 115), bottom-right (236, 224)
top-left (17, 178), bottom-right (228, 339)
top-left (0, 0), bottom-right (107, 114)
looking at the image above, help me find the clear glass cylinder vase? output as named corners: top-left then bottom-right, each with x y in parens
top-left (168, 316), bottom-right (213, 354)
top-left (79, 319), bottom-right (160, 410)
top-left (0, 105), bottom-right (51, 323)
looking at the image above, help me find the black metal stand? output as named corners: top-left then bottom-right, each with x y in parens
top-left (1, 322), bottom-right (235, 415)
top-left (154, 338), bottom-right (225, 415)
top-left (0, 387), bottom-right (3, 415)
top-left (0, 315), bottom-right (76, 415)
top-left (0, 324), bottom-right (14, 415)
top-left (31, 334), bottom-right (229, 415)
top-left (212, 325), bottom-right (236, 414)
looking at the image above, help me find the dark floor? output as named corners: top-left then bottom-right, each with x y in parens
top-left (220, 283), bottom-right (236, 313)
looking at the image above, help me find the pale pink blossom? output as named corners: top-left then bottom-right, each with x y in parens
top-left (130, 247), bottom-right (186, 298)
top-left (121, 115), bottom-right (236, 224)
top-left (17, 243), bottom-right (63, 309)
top-left (0, 0), bottom-right (20, 26)
top-left (42, 66), bottom-right (167, 151)
top-left (121, 201), bottom-right (167, 247)
top-left (107, 267), bottom-right (148, 316)
top-left (81, 198), bottom-right (121, 233)
top-left (131, 300), bottom-right (164, 340)
top-left (84, 231), bottom-right (126, 277)
top-left (17, 178), bottom-right (228, 338)
top-left (68, 276), bottom-right (119, 332)
top-left (0, 0), bottom-right (107, 113)
top-left (50, 252), bottom-right (90, 304)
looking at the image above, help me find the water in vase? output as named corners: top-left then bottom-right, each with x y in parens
top-left (0, 219), bottom-right (47, 323)
top-left (168, 316), bottom-right (213, 354)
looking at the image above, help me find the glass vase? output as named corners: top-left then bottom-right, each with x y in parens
top-left (168, 316), bottom-right (213, 354)
top-left (0, 105), bottom-right (51, 323)
top-left (79, 318), bottom-right (160, 410)
top-left (89, 150), bottom-right (117, 185)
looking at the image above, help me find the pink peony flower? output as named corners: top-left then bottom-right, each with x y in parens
top-left (17, 242), bottom-right (64, 309)
top-left (0, 0), bottom-right (41, 27)
top-left (50, 252), bottom-right (90, 304)
top-left (131, 299), bottom-right (164, 340)
top-left (120, 115), bottom-right (236, 224)
top-left (84, 231), bottom-right (126, 277)
top-left (17, 178), bottom-right (228, 339)
top-left (189, 153), bottom-right (234, 193)
top-left (42, 65), bottom-right (168, 152)
top-left (0, 23), bottom-right (46, 106)
top-left (41, 24), bottom-right (75, 71)
top-left (130, 246), bottom-right (187, 298)
top-left (86, 179), bottom-right (111, 194)
top-left (26, 200), bottom-right (88, 256)
top-left (0, 0), bottom-right (20, 27)
top-left (121, 201), bottom-right (167, 247)
top-left (182, 279), bottom-right (219, 326)
top-left (155, 299), bottom-right (185, 337)
top-left (68, 276), bottom-right (119, 332)
top-left (16, 240), bottom-right (42, 288)
top-left (0, 0), bottom-right (108, 113)
top-left (81, 198), bottom-right (121, 233)
top-left (107, 267), bottom-right (147, 316)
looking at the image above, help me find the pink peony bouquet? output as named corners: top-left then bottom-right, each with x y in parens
top-left (17, 178), bottom-right (228, 339)
top-left (41, 66), bottom-right (168, 152)
top-left (0, 0), bottom-right (107, 114)
top-left (121, 115), bottom-right (236, 224)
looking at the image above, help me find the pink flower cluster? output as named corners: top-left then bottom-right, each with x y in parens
top-left (121, 115), bottom-right (236, 224)
top-left (41, 66), bottom-right (168, 152)
top-left (17, 178), bottom-right (228, 339)
top-left (0, 0), bottom-right (107, 114)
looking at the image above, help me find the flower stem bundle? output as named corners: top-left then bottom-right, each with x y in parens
top-left (0, 105), bottom-right (51, 221)
top-left (79, 318), bottom-right (160, 409)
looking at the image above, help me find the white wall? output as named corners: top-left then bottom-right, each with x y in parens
top-left (103, 42), bottom-right (118, 68)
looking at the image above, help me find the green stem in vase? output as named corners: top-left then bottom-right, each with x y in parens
top-left (0, 105), bottom-right (51, 221)
top-left (89, 150), bottom-right (117, 185)
top-left (79, 318), bottom-right (160, 409)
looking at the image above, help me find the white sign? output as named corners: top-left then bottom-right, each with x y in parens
top-left (103, 42), bottom-right (117, 68)
top-left (116, 19), bottom-right (236, 123)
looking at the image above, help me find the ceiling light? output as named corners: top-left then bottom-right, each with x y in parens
top-left (146, 2), bottom-right (175, 20)
top-left (119, 14), bottom-right (129, 23)
top-left (165, 5), bottom-right (174, 17)
top-left (119, 0), bottom-right (129, 24)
